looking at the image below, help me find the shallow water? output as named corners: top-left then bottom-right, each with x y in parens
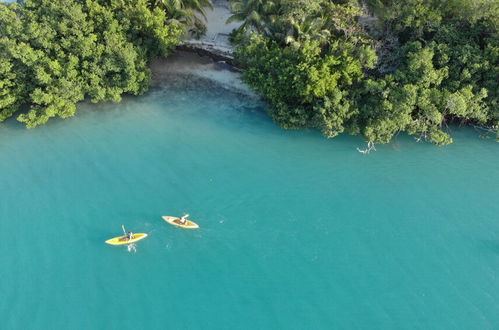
top-left (1, 69), bottom-right (498, 329)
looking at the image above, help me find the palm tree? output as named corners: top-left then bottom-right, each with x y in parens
top-left (150, 0), bottom-right (213, 33)
top-left (280, 15), bottom-right (331, 48)
top-left (226, 0), bottom-right (277, 35)
top-left (282, 2), bottom-right (367, 48)
top-left (226, 0), bottom-right (332, 46)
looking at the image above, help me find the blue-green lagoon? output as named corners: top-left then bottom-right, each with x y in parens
top-left (1, 54), bottom-right (498, 329)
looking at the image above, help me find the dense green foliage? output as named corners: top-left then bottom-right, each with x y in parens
top-left (231, 0), bottom-right (499, 144)
top-left (149, 0), bottom-right (213, 37)
top-left (2, 0), bottom-right (497, 145)
top-left (0, 0), bottom-right (182, 128)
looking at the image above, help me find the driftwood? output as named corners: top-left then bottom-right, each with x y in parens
top-left (356, 141), bottom-right (376, 154)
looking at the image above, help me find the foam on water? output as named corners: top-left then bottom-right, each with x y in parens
top-left (0, 53), bottom-right (498, 329)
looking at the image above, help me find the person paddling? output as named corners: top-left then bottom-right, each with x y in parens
top-left (178, 214), bottom-right (189, 225)
top-left (126, 231), bottom-right (135, 240)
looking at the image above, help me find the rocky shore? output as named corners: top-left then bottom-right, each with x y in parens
top-left (150, 51), bottom-right (256, 97)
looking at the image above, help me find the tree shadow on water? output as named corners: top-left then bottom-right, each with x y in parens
top-left (1, 115), bottom-right (26, 131)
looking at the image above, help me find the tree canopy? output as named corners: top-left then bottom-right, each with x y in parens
top-left (1, 0), bottom-right (497, 145)
top-left (0, 0), bottom-right (183, 128)
top-left (230, 0), bottom-right (499, 144)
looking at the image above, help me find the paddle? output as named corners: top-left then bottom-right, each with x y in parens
top-left (122, 224), bottom-right (129, 241)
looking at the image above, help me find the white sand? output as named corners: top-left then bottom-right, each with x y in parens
top-left (203, 1), bottom-right (241, 39)
top-left (183, 0), bottom-right (241, 50)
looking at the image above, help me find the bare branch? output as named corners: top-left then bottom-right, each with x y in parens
top-left (356, 141), bottom-right (376, 154)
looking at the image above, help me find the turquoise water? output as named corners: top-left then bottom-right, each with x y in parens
top-left (1, 72), bottom-right (498, 329)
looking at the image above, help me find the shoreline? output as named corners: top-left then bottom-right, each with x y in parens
top-left (176, 44), bottom-right (237, 68)
top-left (149, 50), bottom-right (256, 98)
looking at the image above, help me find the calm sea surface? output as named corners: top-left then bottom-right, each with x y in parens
top-left (0, 72), bottom-right (498, 329)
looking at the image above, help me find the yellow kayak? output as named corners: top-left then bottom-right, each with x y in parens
top-left (162, 216), bottom-right (199, 229)
top-left (105, 233), bottom-right (148, 245)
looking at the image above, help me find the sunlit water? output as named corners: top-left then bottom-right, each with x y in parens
top-left (1, 67), bottom-right (498, 329)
